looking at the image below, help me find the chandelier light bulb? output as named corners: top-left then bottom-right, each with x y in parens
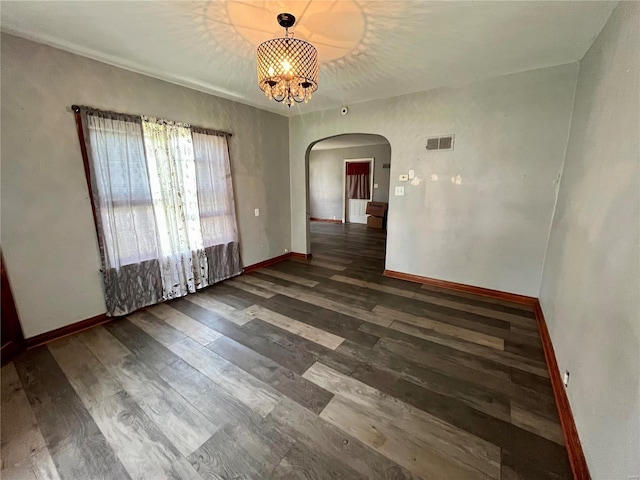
top-left (256, 13), bottom-right (318, 108)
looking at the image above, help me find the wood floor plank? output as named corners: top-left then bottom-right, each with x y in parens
top-left (203, 285), bottom-right (254, 310)
top-left (168, 336), bottom-right (281, 417)
top-left (127, 310), bottom-right (185, 346)
top-left (1, 363), bottom-right (60, 480)
top-left (103, 319), bottom-right (179, 373)
top-left (350, 324), bottom-right (514, 396)
top-left (500, 450), bottom-right (568, 480)
top-left (351, 362), bottom-right (572, 477)
top-left (226, 277), bottom-right (277, 298)
top-left (303, 362), bottom-right (501, 479)
top-left (89, 391), bottom-right (200, 480)
top-left (417, 282), bottom-right (535, 314)
top-left (47, 336), bottom-right (122, 409)
top-left (78, 326), bottom-right (217, 457)
top-left (220, 412), bottom-right (295, 474)
top-left (239, 275), bottom-right (393, 327)
top-left (253, 270), bottom-right (378, 311)
top-left (171, 298), bottom-right (319, 375)
top-left (412, 291), bottom-right (537, 328)
top-left (312, 253), bottom-right (353, 264)
top-left (128, 310), bottom-right (283, 418)
top-left (321, 395), bottom-right (490, 480)
top-left (374, 305), bottom-right (505, 350)
top-left (261, 294), bottom-right (380, 348)
top-left (269, 396), bottom-right (416, 480)
top-left (13, 346), bottom-right (131, 480)
top-left (260, 267), bottom-right (320, 287)
top-left (188, 428), bottom-right (265, 479)
top-left (107, 318), bottom-right (265, 432)
top-left (353, 357), bottom-right (511, 422)
top-left (272, 442), bottom-right (366, 480)
top-left (209, 336), bottom-right (334, 414)
top-left (388, 320), bottom-right (549, 377)
top-left (242, 319), bottom-right (360, 376)
top-left (374, 332), bottom-right (512, 383)
top-left (330, 274), bottom-right (415, 298)
top-left (184, 292), bottom-right (251, 325)
top-left (146, 302), bottom-right (222, 345)
top-left (511, 402), bottom-right (565, 445)
top-left (243, 304), bottom-right (345, 350)
top-left (291, 257), bottom-right (348, 271)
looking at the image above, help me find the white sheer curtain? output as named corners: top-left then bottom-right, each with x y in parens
top-left (87, 115), bottom-right (160, 266)
top-left (192, 131), bottom-right (241, 284)
top-left (142, 117), bottom-right (208, 299)
top-left (83, 111), bottom-right (164, 315)
top-left (192, 132), bottom-right (238, 246)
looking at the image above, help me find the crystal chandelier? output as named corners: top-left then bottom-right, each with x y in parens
top-left (257, 13), bottom-right (318, 108)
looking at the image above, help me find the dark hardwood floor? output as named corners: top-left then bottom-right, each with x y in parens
top-left (1, 222), bottom-right (570, 479)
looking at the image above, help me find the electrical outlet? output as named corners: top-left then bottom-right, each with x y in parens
top-left (563, 371), bottom-right (570, 387)
top-left (395, 186), bottom-right (405, 196)
top-left (254, 208), bottom-right (260, 217)
top-left (374, 183), bottom-right (379, 189)
top-left (284, 248), bottom-right (289, 253)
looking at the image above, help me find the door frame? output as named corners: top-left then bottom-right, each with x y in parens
top-left (342, 158), bottom-right (375, 223)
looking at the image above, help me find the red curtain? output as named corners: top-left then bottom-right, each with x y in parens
top-left (347, 162), bottom-right (370, 199)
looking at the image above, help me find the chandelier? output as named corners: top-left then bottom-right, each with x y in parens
top-left (257, 13), bottom-right (318, 107)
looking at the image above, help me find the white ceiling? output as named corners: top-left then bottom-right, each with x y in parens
top-left (311, 134), bottom-right (388, 150)
top-left (1, 1), bottom-right (616, 117)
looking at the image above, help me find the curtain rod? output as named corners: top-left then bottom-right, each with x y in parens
top-left (71, 105), bottom-right (233, 137)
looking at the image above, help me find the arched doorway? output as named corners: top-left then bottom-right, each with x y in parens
top-left (305, 133), bottom-right (391, 268)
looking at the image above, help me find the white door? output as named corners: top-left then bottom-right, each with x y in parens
top-left (347, 199), bottom-right (368, 224)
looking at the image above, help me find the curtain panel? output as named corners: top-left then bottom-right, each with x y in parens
top-left (346, 162), bottom-right (371, 200)
top-left (77, 106), bottom-right (240, 316)
top-left (192, 132), bottom-right (242, 284)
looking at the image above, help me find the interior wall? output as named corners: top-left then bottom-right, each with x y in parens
top-left (0, 33), bottom-right (291, 338)
top-left (290, 63), bottom-right (578, 296)
top-left (309, 142), bottom-right (391, 220)
top-left (539, 3), bottom-right (640, 478)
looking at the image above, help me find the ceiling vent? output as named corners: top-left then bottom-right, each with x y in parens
top-left (426, 135), bottom-right (454, 151)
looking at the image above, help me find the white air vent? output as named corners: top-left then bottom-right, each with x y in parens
top-left (426, 135), bottom-right (454, 151)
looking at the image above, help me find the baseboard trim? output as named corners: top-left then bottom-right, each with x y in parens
top-left (310, 217), bottom-right (342, 224)
top-left (243, 252), bottom-right (293, 273)
top-left (534, 301), bottom-right (590, 480)
top-left (291, 252), bottom-right (313, 260)
top-left (382, 270), bottom-right (537, 306)
top-left (26, 313), bottom-right (111, 349)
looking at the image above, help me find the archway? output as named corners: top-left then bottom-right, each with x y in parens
top-left (305, 133), bottom-right (391, 267)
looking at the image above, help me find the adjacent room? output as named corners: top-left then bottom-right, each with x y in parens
top-left (1, 1), bottom-right (638, 479)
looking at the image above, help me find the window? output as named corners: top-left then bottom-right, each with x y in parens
top-left (76, 106), bottom-right (240, 316)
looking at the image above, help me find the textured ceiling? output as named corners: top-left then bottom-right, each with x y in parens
top-left (1, 1), bottom-right (616, 117)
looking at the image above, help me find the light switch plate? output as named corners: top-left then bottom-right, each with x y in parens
top-left (395, 186), bottom-right (405, 196)
top-left (399, 174), bottom-right (408, 181)
top-left (254, 208), bottom-right (260, 216)
top-left (409, 169), bottom-right (415, 180)
top-left (374, 183), bottom-right (379, 188)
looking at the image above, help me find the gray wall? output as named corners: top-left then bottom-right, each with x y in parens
top-left (309, 143), bottom-right (391, 220)
top-left (539, 3), bottom-right (640, 478)
top-left (290, 63), bottom-right (578, 296)
top-left (1, 33), bottom-right (291, 338)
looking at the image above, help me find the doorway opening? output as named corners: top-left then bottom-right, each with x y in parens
top-left (306, 133), bottom-right (391, 268)
top-left (343, 158), bottom-right (374, 224)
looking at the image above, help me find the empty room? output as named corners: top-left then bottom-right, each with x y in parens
top-left (1, 1), bottom-right (638, 479)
